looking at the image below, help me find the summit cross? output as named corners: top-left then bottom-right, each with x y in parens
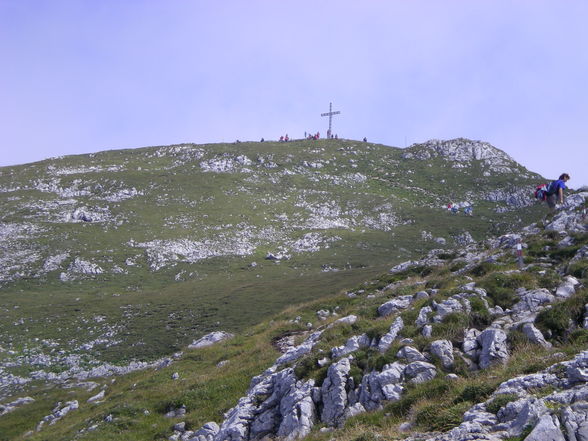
top-left (320, 102), bottom-right (341, 137)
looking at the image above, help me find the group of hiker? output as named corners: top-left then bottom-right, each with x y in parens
top-left (447, 203), bottom-right (473, 216)
top-left (279, 134), bottom-right (290, 142)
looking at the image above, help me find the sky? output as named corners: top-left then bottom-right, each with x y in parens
top-left (1, 1), bottom-right (587, 188)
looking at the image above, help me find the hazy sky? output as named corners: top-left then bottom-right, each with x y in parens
top-left (1, 1), bottom-right (587, 187)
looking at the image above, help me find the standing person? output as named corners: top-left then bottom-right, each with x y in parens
top-left (546, 173), bottom-right (570, 210)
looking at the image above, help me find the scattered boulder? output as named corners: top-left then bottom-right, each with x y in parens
top-left (377, 295), bottom-right (413, 317)
top-left (396, 346), bottom-right (426, 363)
top-left (377, 317), bottom-right (404, 353)
top-left (188, 332), bottom-right (234, 349)
top-left (403, 362), bottom-right (437, 384)
top-left (477, 329), bottom-right (509, 369)
top-left (521, 323), bottom-right (552, 349)
top-left (430, 340), bottom-right (454, 370)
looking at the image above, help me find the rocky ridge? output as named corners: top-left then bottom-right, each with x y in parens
top-left (172, 193), bottom-right (588, 441)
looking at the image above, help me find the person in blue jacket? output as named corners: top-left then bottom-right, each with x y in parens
top-left (546, 173), bottom-right (570, 210)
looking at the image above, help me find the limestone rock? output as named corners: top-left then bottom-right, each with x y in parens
top-left (396, 346), bottom-right (426, 363)
top-left (377, 295), bottom-right (413, 317)
top-left (477, 329), bottom-right (508, 370)
top-left (320, 358), bottom-right (351, 426)
top-left (430, 340), bottom-right (455, 369)
top-left (188, 332), bottom-right (234, 349)
top-left (359, 362), bottom-right (405, 411)
top-left (403, 361), bottom-right (437, 384)
top-left (377, 317), bottom-right (404, 353)
top-left (521, 413), bottom-right (565, 441)
top-left (521, 323), bottom-right (551, 348)
top-left (561, 402), bottom-right (588, 441)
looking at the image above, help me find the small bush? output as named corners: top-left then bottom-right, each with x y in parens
top-left (549, 245), bottom-right (581, 262)
top-left (450, 261), bottom-right (468, 272)
top-left (507, 329), bottom-right (532, 349)
top-left (469, 297), bottom-right (492, 328)
top-left (535, 290), bottom-right (588, 340)
top-left (478, 272), bottom-right (535, 309)
top-left (454, 382), bottom-right (496, 404)
top-left (414, 401), bottom-right (471, 431)
top-left (431, 312), bottom-right (469, 342)
top-left (351, 432), bottom-right (380, 441)
top-left (568, 261), bottom-right (588, 280)
top-left (438, 252), bottom-right (458, 260)
top-left (469, 261), bottom-right (495, 277)
top-left (569, 329), bottom-right (588, 345)
top-left (486, 394), bottom-right (518, 414)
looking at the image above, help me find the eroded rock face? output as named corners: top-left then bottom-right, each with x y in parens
top-left (320, 358), bottom-right (351, 426)
top-left (359, 362), bottom-right (405, 411)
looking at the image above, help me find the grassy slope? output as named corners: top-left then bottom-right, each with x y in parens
top-left (2, 203), bottom-right (586, 441)
top-left (0, 140), bottom-right (545, 407)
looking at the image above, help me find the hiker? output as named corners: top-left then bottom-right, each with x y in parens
top-left (451, 204), bottom-right (459, 215)
top-left (546, 173), bottom-right (570, 210)
top-left (285, 134), bottom-right (289, 142)
top-left (464, 206), bottom-right (473, 216)
top-left (279, 135), bottom-right (284, 142)
top-left (260, 137), bottom-right (264, 142)
top-left (363, 137), bottom-right (367, 142)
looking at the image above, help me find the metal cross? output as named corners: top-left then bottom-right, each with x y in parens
top-left (321, 102), bottom-right (341, 136)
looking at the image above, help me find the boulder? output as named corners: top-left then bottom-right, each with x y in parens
top-left (403, 361), bottom-right (437, 384)
top-left (555, 275), bottom-right (580, 299)
top-left (523, 413), bottom-right (565, 441)
top-left (193, 422), bottom-right (219, 440)
top-left (359, 362), bottom-right (405, 411)
top-left (561, 402), bottom-right (588, 441)
top-left (276, 379), bottom-right (316, 440)
top-left (377, 317), bottom-right (404, 353)
top-left (415, 306), bottom-right (433, 327)
top-left (521, 323), bottom-right (551, 348)
top-left (396, 346), bottom-right (426, 363)
top-left (331, 334), bottom-right (370, 358)
top-left (320, 358), bottom-right (351, 426)
top-left (511, 289), bottom-right (555, 314)
top-left (188, 332), bottom-right (234, 349)
top-left (478, 329), bottom-right (509, 369)
top-left (377, 295), bottom-right (413, 317)
top-left (463, 328), bottom-right (481, 359)
top-left (430, 340), bottom-right (454, 369)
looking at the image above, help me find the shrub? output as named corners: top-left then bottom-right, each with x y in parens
top-left (486, 394), bottom-right (519, 414)
top-left (568, 261), bottom-right (588, 280)
top-left (414, 401), bottom-right (471, 432)
top-left (431, 312), bottom-right (469, 342)
top-left (454, 382), bottom-right (496, 404)
top-left (535, 290), bottom-right (588, 340)
top-left (507, 329), bottom-right (532, 350)
top-left (470, 261), bottom-right (500, 277)
top-left (449, 261), bottom-right (467, 272)
top-left (469, 297), bottom-right (492, 328)
top-left (478, 272), bottom-right (535, 309)
top-left (569, 329), bottom-right (588, 345)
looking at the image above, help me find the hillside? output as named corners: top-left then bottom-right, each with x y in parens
top-left (0, 161), bottom-right (586, 440)
top-left (0, 138), bottom-right (544, 370)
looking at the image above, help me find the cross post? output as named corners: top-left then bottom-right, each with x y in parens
top-left (320, 102), bottom-right (341, 138)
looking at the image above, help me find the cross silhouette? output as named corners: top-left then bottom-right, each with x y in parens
top-left (320, 102), bottom-right (341, 137)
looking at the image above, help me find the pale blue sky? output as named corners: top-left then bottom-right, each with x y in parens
top-left (1, 1), bottom-right (587, 187)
